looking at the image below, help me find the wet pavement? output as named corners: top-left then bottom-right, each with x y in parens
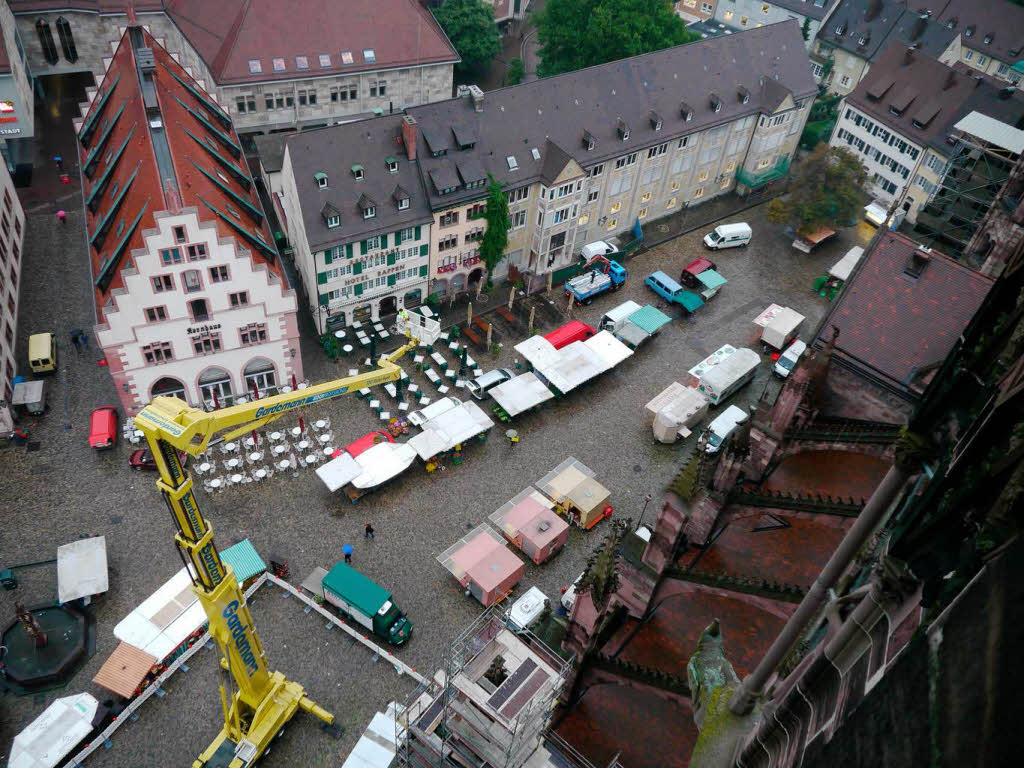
top-left (0, 70), bottom-right (871, 768)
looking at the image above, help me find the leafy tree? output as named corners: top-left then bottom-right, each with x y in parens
top-left (434, 0), bottom-right (501, 72)
top-left (801, 17), bottom-right (811, 41)
top-left (766, 145), bottom-right (868, 235)
top-left (536, 0), bottom-right (699, 77)
top-left (506, 58), bottom-right (525, 86)
top-left (480, 176), bottom-right (509, 285)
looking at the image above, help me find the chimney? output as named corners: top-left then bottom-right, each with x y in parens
top-left (904, 247), bottom-right (932, 278)
top-left (944, 69), bottom-right (957, 90)
top-left (903, 46), bottom-right (916, 65)
top-left (468, 85), bottom-right (484, 112)
top-left (401, 114), bottom-right (417, 161)
top-left (865, 0), bottom-right (883, 22)
top-left (911, 15), bottom-right (927, 41)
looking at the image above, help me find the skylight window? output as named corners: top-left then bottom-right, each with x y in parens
top-left (531, 148), bottom-right (541, 161)
top-left (272, 57), bottom-right (286, 72)
top-left (363, 49), bottom-right (376, 64)
top-left (296, 56), bottom-right (309, 70)
top-left (319, 53), bottom-right (332, 68)
top-left (248, 59), bottom-right (262, 74)
top-left (507, 155), bottom-right (518, 170)
top-left (352, 164), bottom-right (364, 181)
top-left (341, 51), bottom-right (354, 65)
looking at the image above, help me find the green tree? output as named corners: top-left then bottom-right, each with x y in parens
top-left (536, 0), bottom-right (699, 78)
top-left (434, 0), bottom-right (501, 72)
top-left (506, 58), bottom-right (525, 86)
top-left (801, 17), bottom-right (811, 41)
top-left (766, 145), bottom-right (868, 235)
top-left (480, 176), bottom-right (510, 285)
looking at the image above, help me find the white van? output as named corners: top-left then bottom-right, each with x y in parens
top-left (704, 405), bottom-right (749, 454)
top-left (407, 396), bottom-right (461, 427)
top-left (561, 572), bottom-right (584, 612)
top-left (703, 222), bottom-right (752, 250)
top-left (600, 300), bottom-right (643, 333)
top-left (580, 240), bottom-right (619, 262)
top-left (507, 587), bottom-right (550, 633)
top-left (774, 339), bottom-right (807, 379)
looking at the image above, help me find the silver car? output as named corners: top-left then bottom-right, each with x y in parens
top-left (467, 368), bottom-right (514, 400)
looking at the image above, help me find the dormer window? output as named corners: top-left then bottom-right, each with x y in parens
top-left (858, 35), bottom-right (869, 46)
top-left (351, 164), bottom-right (364, 181)
top-left (363, 206), bottom-right (375, 219)
top-left (314, 172), bottom-right (328, 189)
top-left (398, 198), bottom-right (409, 210)
top-left (650, 111), bottom-right (663, 131)
top-left (680, 101), bottom-right (693, 121)
top-left (393, 184), bottom-right (411, 210)
top-left (386, 156), bottom-right (398, 174)
top-left (321, 201), bottom-right (341, 228)
top-left (358, 193), bottom-right (376, 219)
top-left (835, 23), bottom-right (846, 36)
top-left (617, 118), bottom-right (630, 141)
top-left (983, 33), bottom-right (993, 44)
top-left (890, 105), bottom-right (902, 116)
top-left (327, 214), bottom-right (340, 228)
top-left (965, 25), bottom-right (974, 37)
top-left (583, 130), bottom-right (596, 151)
top-left (507, 155), bottom-right (518, 170)
top-left (737, 86), bottom-right (750, 104)
top-left (710, 93), bottom-right (721, 112)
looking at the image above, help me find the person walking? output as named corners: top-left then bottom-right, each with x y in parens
top-left (342, 543), bottom-right (353, 564)
top-left (364, 523), bottom-right (375, 539)
top-left (70, 331), bottom-right (82, 352)
top-left (56, 209), bottom-right (66, 224)
top-left (53, 155), bottom-right (63, 173)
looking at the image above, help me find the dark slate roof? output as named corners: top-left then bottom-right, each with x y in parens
top-left (285, 114), bottom-right (432, 251)
top-left (818, 231), bottom-right (992, 394)
top-left (845, 42), bottom-right (1024, 154)
top-left (254, 132), bottom-right (288, 174)
top-left (767, 0), bottom-right (839, 22)
top-left (935, 0), bottom-right (1024, 65)
top-left (818, 0), bottom-right (955, 62)
top-left (406, 21), bottom-right (817, 209)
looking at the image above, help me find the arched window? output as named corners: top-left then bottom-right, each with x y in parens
top-left (243, 359), bottom-right (277, 396)
top-left (36, 19), bottom-right (58, 65)
top-left (199, 367), bottom-right (233, 408)
top-left (55, 17), bottom-right (77, 63)
top-left (151, 376), bottom-right (188, 403)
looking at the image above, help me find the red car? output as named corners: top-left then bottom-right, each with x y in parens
top-left (339, 430), bottom-right (394, 459)
top-left (88, 406), bottom-right (119, 450)
top-left (544, 320), bottom-right (597, 350)
top-left (128, 448), bottom-right (188, 471)
top-left (680, 257), bottom-right (716, 288)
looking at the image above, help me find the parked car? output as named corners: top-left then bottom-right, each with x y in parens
top-left (89, 406), bottom-right (119, 450)
top-left (774, 339), bottom-right (808, 379)
top-left (544, 320), bottom-right (597, 350)
top-left (28, 332), bottom-right (57, 374)
top-left (580, 240), bottom-right (619, 261)
top-left (680, 257), bottom-right (717, 288)
top-left (128, 448), bottom-right (188, 471)
top-left (644, 271), bottom-right (704, 314)
top-left (467, 368), bottom-right (514, 400)
top-left (703, 222), bottom-right (751, 250)
top-left (703, 405), bottom-right (749, 454)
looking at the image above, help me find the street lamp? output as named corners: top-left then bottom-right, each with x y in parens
top-left (636, 493), bottom-right (653, 532)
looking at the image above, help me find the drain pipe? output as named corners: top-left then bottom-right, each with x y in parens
top-left (729, 463), bottom-right (910, 714)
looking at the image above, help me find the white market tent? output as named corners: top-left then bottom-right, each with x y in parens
top-left (583, 330), bottom-right (634, 368)
top-left (350, 442), bottom-right (418, 490)
top-left (534, 340), bottom-right (610, 394)
top-left (57, 535), bottom-right (109, 603)
top-left (514, 335), bottom-right (561, 370)
top-left (341, 706), bottom-right (401, 768)
top-left (489, 372), bottom-right (555, 417)
top-left (316, 452), bottom-right (363, 492)
top-left (114, 567), bottom-right (206, 662)
top-left (829, 246), bottom-right (865, 282)
top-left (9, 693), bottom-right (100, 768)
top-left (408, 401), bottom-right (494, 460)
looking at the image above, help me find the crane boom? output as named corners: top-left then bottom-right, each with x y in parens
top-left (133, 337), bottom-right (417, 767)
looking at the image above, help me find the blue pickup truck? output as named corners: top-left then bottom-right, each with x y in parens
top-left (564, 260), bottom-right (627, 304)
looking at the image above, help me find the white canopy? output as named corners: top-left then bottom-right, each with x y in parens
top-left (114, 567), bottom-right (206, 661)
top-left (489, 372), bottom-right (555, 417)
top-left (9, 693), bottom-right (100, 768)
top-left (535, 340), bottom-right (610, 393)
top-left (316, 452), bottom-right (363, 492)
top-left (351, 442), bottom-right (418, 489)
top-left (57, 535), bottom-right (109, 603)
top-left (514, 335), bottom-right (561, 369)
top-left (408, 401), bottom-right (494, 460)
top-left (583, 330), bottom-right (634, 368)
top-left (342, 709), bottom-right (400, 768)
top-left (829, 246), bottom-right (865, 281)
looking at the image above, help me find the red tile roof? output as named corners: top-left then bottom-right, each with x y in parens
top-left (821, 231), bottom-right (993, 394)
top-left (164, 0), bottom-right (459, 85)
top-left (78, 26), bottom-right (280, 310)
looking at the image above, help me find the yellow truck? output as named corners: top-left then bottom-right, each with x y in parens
top-left (28, 332), bottom-right (57, 373)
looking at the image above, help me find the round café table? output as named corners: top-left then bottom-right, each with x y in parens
top-left (278, 460), bottom-right (290, 471)
top-left (297, 440), bottom-right (309, 451)
top-left (231, 473), bottom-right (243, 484)
top-left (255, 469), bottom-right (268, 480)
top-left (323, 447), bottom-right (335, 456)
top-left (226, 458), bottom-right (240, 470)
top-left (209, 478), bottom-right (222, 490)
top-left (198, 462), bottom-right (211, 474)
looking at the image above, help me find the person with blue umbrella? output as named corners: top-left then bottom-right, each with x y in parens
top-left (343, 543), bottom-right (354, 564)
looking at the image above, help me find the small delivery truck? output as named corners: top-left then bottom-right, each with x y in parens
top-left (321, 562), bottom-right (413, 646)
top-left (754, 305), bottom-right (805, 352)
top-left (564, 260), bottom-right (627, 304)
top-left (696, 347), bottom-right (760, 405)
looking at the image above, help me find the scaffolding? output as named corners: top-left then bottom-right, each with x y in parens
top-left (395, 604), bottom-right (572, 768)
top-left (913, 114), bottom-right (1023, 262)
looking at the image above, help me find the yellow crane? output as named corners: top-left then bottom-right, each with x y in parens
top-left (133, 338), bottom-right (418, 767)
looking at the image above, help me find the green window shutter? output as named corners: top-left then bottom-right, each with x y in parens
top-left (381, 233), bottom-right (388, 248)
top-left (388, 274), bottom-right (397, 287)
top-left (419, 264), bottom-right (428, 277)
top-left (319, 293), bottom-right (329, 306)
top-left (386, 252), bottom-right (396, 266)
top-left (354, 283), bottom-right (363, 296)
top-left (346, 243), bottom-right (353, 259)
top-left (360, 239), bottom-right (368, 255)
top-left (395, 230), bottom-right (403, 245)
top-left (317, 271), bottom-right (327, 285)
top-left (324, 249), bottom-right (333, 265)
top-left (420, 244), bottom-right (428, 257)
top-left (353, 260), bottom-right (363, 275)
top-left (415, 225), bottom-right (421, 240)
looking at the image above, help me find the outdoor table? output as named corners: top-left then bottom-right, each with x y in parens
top-left (244, 437), bottom-right (256, 448)
top-left (297, 440), bottom-right (310, 451)
top-left (373, 324), bottom-right (385, 333)
top-left (324, 447), bottom-right (335, 456)
top-left (249, 452), bottom-right (262, 462)
top-left (198, 462), bottom-right (211, 474)
top-left (360, 337), bottom-right (371, 348)
top-left (398, 402), bottom-right (409, 411)
top-left (343, 344), bottom-right (354, 355)
top-left (315, 420), bottom-right (327, 430)
top-left (446, 369), bottom-right (457, 380)
top-left (231, 473), bottom-right (243, 484)
top-left (449, 341), bottom-right (459, 351)
top-left (269, 431), bottom-right (282, 441)
top-left (334, 330), bottom-right (346, 339)
top-left (209, 478), bottom-right (222, 489)
top-left (419, 396), bottom-right (431, 406)
top-left (425, 369), bottom-right (440, 385)
top-left (255, 469), bottom-right (267, 479)
top-left (359, 388), bottom-right (371, 397)
top-left (431, 352), bottom-right (446, 368)
top-left (278, 460), bottom-right (290, 471)
top-left (379, 330), bottom-right (390, 340)
top-left (306, 454), bottom-right (319, 464)
top-left (456, 380), bottom-right (466, 389)
top-left (438, 331), bottom-right (449, 341)
top-left (224, 442), bottom-right (238, 452)
top-left (273, 445), bottom-right (287, 456)
top-left (408, 383), bottom-right (420, 394)
top-left (226, 458), bottom-right (240, 470)
top-left (384, 383), bottom-right (397, 398)
top-left (369, 399), bottom-right (381, 409)
top-left (438, 385), bottom-right (450, 394)
top-left (380, 411), bottom-right (391, 420)
top-left (318, 434), bottom-right (331, 443)
top-left (414, 354), bottom-right (424, 364)
top-left (349, 369), bottom-right (359, 376)
top-left (281, 385), bottom-right (293, 393)
top-left (352, 321), bottom-right (363, 329)
top-left (290, 427), bottom-right (302, 437)
top-left (465, 355), bottom-right (476, 368)
top-left (297, 382), bottom-right (308, 390)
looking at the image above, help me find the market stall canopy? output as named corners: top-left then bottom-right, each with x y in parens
top-left (342, 708), bottom-right (400, 768)
top-left (491, 493), bottom-right (569, 551)
top-left (351, 442), bottom-right (418, 489)
top-left (57, 536), bottom-right (109, 603)
top-left (514, 335), bottom-right (561, 369)
top-left (114, 567), bottom-right (205, 661)
top-left (583, 330), bottom-right (634, 368)
top-left (488, 372), bottom-right (555, 417)
top-left (536, 457), bottom-right (597, 504)
top-left (695, 269), bottom-right (727, 292)
top-left (534, 340), bottom-right (610, 394)
top-left (627, 304), bottom-right (671, 335)
top-left (437, 523), bottom-right (525, 603)
top-left (219, 538), bottom-right (267, 583)
top-left (316, 451), bottom-right (363, 491)
top-left (829, 246), bottom-right (865, 282)
top-left (92, 641), bottom-right (157, 698)
top-left (408, 401), bottom-right (494, 459)
top-left (9, 693), bottom-right (103, 768)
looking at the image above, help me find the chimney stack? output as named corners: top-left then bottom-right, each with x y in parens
top-left (401, 114), bottom-right (417, 161)
top-left (944, 69), bottom-right (957, 90)
top-left (468, 85), bottom-right (484, 112)
top-left (904, 46), bottom-right (916, 65)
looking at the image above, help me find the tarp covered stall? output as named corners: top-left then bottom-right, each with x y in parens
top-left (408, 401), bottom-right (494, 459)
top-left (350, 442), bottom-right (418, 490)
top-left (489, 488), bottom-right (570, 564)
top-left (644, 382), bottom-right (709, 443)
top-left (582, 330), bottom-right (634, 368)
top-left (9, 693), bottom-right (103, 768)
top-left (514, 335), bottom-right (561, 371)
top-left (616, 304), bottom-right (671, 348)
top-left (829, 246), bottom-right (865, 282)
top-left (341, 704), bottom-right (402, 768)
top-left (534, 340), bottom-right (610, 394)
top-left (92, 641), bottom-right (158, 698)
top-left (536, 457), bottom-right (612, 530)
top-left (686, 344), bottom-right (736, 387)
top-left (316, 452), bottom-right (363, 491)
top-left (489, 372), bottom-right (555, 418)
top-left (695, 269), bottom-right (728, 299)
top-left (114, 567), bottom-right (205, 662)
top-left (219, 539), bottom-right (267, 584)
top-left (437, 524), bottom-right (525, 606)
top-left (57, 535), bottom-right (109, 604)
top-left (760, 307), bottom-right (805, 350)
